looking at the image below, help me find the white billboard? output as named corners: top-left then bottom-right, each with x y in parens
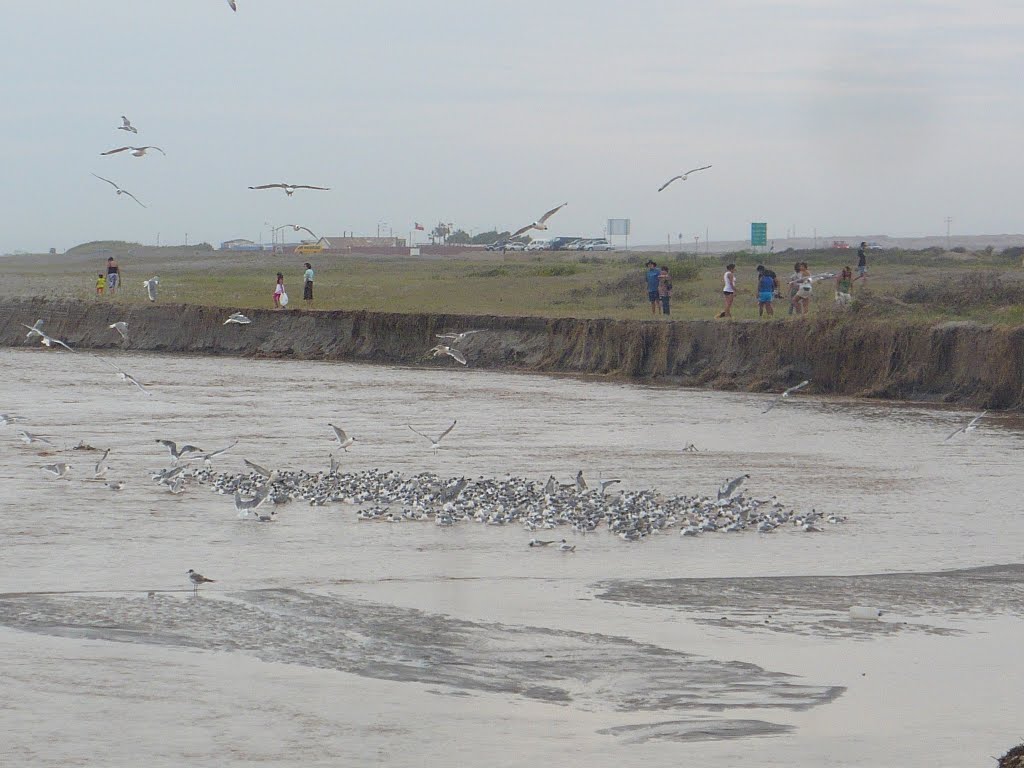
top-left (607, 218), bottom-right (631, 236)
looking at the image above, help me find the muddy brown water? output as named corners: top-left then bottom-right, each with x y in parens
top-left (1, 349), bottom-right (1022, 767)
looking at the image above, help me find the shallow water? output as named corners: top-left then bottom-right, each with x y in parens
top-left (1, 348), bottom-right (1022, 766)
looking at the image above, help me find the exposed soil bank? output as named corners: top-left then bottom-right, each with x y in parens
top-left (2, 297), bottom-right (1022, 409)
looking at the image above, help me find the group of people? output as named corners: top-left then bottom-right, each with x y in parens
top-left (642, 242), bottom-right (871, 321)
top-left (644, 260), bottom-right (674, 315)
top-left (95, 256), bottom-right (121, 296)
top-left (273, 262), bottom-right (316, 309)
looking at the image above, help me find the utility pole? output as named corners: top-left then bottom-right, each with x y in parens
top-left (694, 235), bottom-right (700, 255)
top-left (944, 216), bottom-right (953, 250)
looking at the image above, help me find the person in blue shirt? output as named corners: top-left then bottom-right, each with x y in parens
top-left (756, 264), bottom-right (778, 318)
top-left (645, 260), bottom-right (661, 315)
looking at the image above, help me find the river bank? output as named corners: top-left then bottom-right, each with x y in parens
top-left (2, 297), bottom-right (1022, 409)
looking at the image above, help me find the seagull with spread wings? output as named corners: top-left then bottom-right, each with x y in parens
top-left (143, 277), bottom-right (159, 302)
top-left (101, 146), bottom-right (165, 158)
top-left (109, 321), bottom-right (129, 341)
top-left (408, 420), bottom-right (457, 449)
top-left (248, 183), bottom-right (330, 197)
top-left (277, 224), bottom-right (323, 241)
top-left (224, 312), bottom-right (251, 325)
top-left (435, 330), bottom-right (483, 344)
top-left (508, 202), bottom-right (567, 239)
top-left (21, 323), bottom-right (74, 352)
top-left (92, 173), bottom-right (146, 207)
top-left (762, 380), bottom-right (810, 414)
top-left (945, 410), bottom-right (988, 441)
top-left (427, 345), bottom-right (467, 365)
top-left (657, 165), bottom-right (712, 192)
top-left (117, 115), bottom-right (138, 134)
top-left (328, 424), bottom-right (355, 451)
top-left (227, 0), bottom-right (238, 10)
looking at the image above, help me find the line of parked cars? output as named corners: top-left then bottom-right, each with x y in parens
top-left (486, 237), bottom-right (614, 252)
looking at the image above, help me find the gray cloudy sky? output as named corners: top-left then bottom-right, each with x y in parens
top-left (2, 0), bottom-right (1021, 252)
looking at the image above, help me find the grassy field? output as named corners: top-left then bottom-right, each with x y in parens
top-left (1, 242), bottom-right (1022, 324)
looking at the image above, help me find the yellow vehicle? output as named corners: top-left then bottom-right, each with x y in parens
top-left (294, 243), bottom-right (324, 255)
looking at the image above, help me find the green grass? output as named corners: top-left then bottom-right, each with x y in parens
top-left (1, 245), bottom-right (1021, 324)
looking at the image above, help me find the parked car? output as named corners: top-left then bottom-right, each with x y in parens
top-left (503, 241), bottom-right (527, 252)
top-left (866, 242), bottom-right (884, 250)
top-left (583, 239), bottom-right (613, 251)
top-left (294, 243), bottom-right (324, 255)
top-left (526, 239), bottom-right (552, 251)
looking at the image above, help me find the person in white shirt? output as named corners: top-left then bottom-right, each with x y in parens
top-left (302, 262), bottom-right (315, 307)
top-left (717, 263), bottom-right (736, 318)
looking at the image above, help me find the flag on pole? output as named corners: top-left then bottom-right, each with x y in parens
top-left (414, 222), bottom-right (425, 231)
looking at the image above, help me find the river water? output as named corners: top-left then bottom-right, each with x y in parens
top-left (1, 348), bottom-right (1021, 766)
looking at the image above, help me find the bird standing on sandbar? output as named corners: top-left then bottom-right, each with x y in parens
top-left (187, 569), bottom-right (215, 594)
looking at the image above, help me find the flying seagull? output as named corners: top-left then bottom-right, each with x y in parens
top-left (21, 323), bottom-right (74, 352)
top-left (94, 448), bottom-right (110, 479)
top-left (23, 319), bottom-right (45, 339)
top-left (762, 380), bottom-right (810, 414)
top-left (718, 473), bottom-right (751, 500)
top-left (0, 413), bottom-right (25, 426)
top-left (192, 441), bottom-right (238, 468)
top-left (224, 312), bottom-right (251, 325)
top-left (92, 173), bottom-right (146, 207)
top-left (328, 424), bottom-right (355, 451)
top-left (117, 115), bottom-right (138, 134)
top-left (407, 420), bottom-right (457, 449)
top-left (276, 224), bottom-right (323, 244)
top-left (187, 569), bottom-right (215, 594)
top-left (100, 146), bottom-right (165, 157)
top-left (945, 410), bottom-right (989, 441)
top-left (427, 345), bottom-right (467, 365)
top-left (42, 462), bottom-right (72, 478)
top-left (93, 355), bottom-right (151, 395)
top-left (509, 202), bottom-right (567, 239)
top-left (109, 321), bottom-right (129, 340)
top-left (227, 0), bottom-right (237, 10)
top-left (234, 488), bottom-right (270, 516)
top-left (248, 183), bottom-right (330, 197)
top-left (156, 439), bottom-right (203, 462)
top-left (18, 430), bottom-right (54, 446)
top-left (143, 276), bottom-right (159, 302)
top-left (435, 330), bottom-right (483, 344)
top-left (657, 165), bottom-right (712, 192)
top-left (243, 458), bottom-right (275, 479)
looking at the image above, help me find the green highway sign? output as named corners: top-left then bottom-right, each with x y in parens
top-left (751, 222), bottom-right (767, 246)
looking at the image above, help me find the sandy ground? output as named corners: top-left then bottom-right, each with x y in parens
top-left (1, 350), bottom-right (1022, 766)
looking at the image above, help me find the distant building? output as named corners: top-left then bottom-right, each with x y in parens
top-left (323, 236), bottom-right (407, 249)
top-left (220, 238), bottom-right (263, 251)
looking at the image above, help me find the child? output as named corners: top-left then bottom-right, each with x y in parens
top-left (273, 272), bottom-right (285, 308)
top-left (658, 266), bottom-right (673, 316)
top-left (835, 266), bottom-right (853, 305)
top-left (96, 273), bottom-right (106, 296)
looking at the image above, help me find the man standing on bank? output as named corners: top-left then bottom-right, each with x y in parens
top-left (856, 242), bottom-right (868, 283)
top-left (645, 260), bottom-right (661, 316)
top-left (303, 262), bottom-right (315, 307)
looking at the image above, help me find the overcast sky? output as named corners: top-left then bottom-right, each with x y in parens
top-left (2, 0), bottom-right (1022, 252)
